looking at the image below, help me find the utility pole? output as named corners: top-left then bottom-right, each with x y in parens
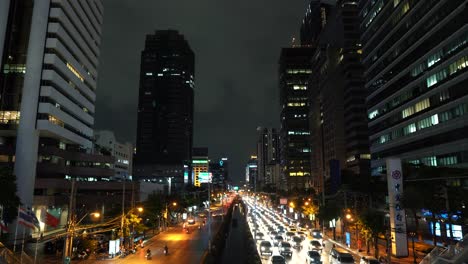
top-left (208, 179), bottom-right (212, 252)
top-left (121, 175), bottom-right (126, 247)
top-left (63, 178), bottom-right (76, 262)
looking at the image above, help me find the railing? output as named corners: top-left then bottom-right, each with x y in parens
top-left (0, 244), bottom-right (33, 264)
top-left (420, 234), bottom-right (468, 264)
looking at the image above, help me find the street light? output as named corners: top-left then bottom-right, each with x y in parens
top-left (409, 231), bottom-right (417, 263)
top-left (63, 211), bottom-right (101, 262)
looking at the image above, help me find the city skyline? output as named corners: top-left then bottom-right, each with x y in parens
top-left (95, 0), bottom-right (311, 182)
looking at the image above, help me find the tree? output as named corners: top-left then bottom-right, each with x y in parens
top-left (401, 185), bottom-right (425, 237)
top-left (0, 166), bottom-right (20, 241)
top-left (358, 209), bottom-right (386, 258)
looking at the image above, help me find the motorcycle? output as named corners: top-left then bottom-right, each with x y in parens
top-left (146, 251), bottom-right (152, 260)
top-left (164, 245), bottom-right (168, 256)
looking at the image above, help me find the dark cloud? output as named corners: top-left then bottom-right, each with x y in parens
top-left (95, 0), bottom-right (310, 182)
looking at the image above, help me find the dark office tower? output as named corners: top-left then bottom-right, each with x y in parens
top-left (256, 127), bottom-right (280, 191)
top-left (134, 30), bottom-right (194, 187)
top-left (279, 48), bottom-right (314, 192)
top-left (360, 1), bottom-right (468, 176)
top-left (308, 1), bottom-right (370, 195)
top-left (209, 158), bottom-right (228, 192)
top-left (300, 0), bottom-right (335, 46)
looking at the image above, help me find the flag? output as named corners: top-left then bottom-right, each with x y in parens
top-left (0, 220), bottom-right (7, 233)
top-left (18, 207), bottom-right (40, 230)
top-left (41, 210), bottom-right (59, 227)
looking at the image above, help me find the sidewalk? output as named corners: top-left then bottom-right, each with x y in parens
top-left (324, 229), bottom-right (435, 264)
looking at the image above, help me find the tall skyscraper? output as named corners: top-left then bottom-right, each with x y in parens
top-left (192, 147), bottom-right (208, 187)
top-left (256, 127), bottom-right (279, 191)
top-left (0, 0), bottom-right (104, 206)
top-left (360, 1), bottom-right (468, 175)
top-left (279, 47), bottom-right (315, 192)
top-left (134, 30), bottom-right (194, 188)
top-left (308, 1), bottom-right (370, 194)
top-left (245, 155), bottom-right (258, 189)
top-left (300, 0), bottom-right (335, 46)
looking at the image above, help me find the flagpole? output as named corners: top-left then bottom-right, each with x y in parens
top-left (34, 235), bottom-right (39, 264)
top-left (13, 205), bottom-right (20, 252)
top-left (21, 225), bottom-right (25, 263)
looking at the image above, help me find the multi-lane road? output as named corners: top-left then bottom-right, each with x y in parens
top-left (243, 196), bottom-right (354, 264)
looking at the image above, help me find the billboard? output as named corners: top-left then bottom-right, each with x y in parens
top-left (198, 172), bottom-right (212, 183)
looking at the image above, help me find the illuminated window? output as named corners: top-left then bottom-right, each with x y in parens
top-left (360, 154), bottom-right (371, 159)
top-left (287, 102), bottom-right (307, 107)
top-left (157, 73), bottom-right (163, 76)
top-left (48, 115), bottom-right (64, 127)
top-left (145, 72), bottom-right (153, 76)
top-left (427, 50), bottom-right (443, 67)
top-left (402, 106), bottom-right (415, 118)
top-left (302, 148), bottom-right (310, 153)
top-left (0, 111), bottom-right (20, 124)
top-left (3, 64), bottom-right (26, 74)
top-left (438, 155), bottom-right (458, 166)
top-left (421, 156), bottom-right (437, 166)
top-left (448, 55), bottom-right (468, 75)
top-left (415, 98), bottom-right (430, 113)
top-left (293, 85), bottom-right (307, 90)
top-left (66, 63), bottom-right (84, 82)
top-left (368, 109), bottom-right (379, 119)
top-left (403, 123), bottom-right (416, 135)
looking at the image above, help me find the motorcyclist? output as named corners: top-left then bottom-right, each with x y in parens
top-left (164, 244), bottom-right (168, 255)
top-left (146, 249), bottom-right (151, 259)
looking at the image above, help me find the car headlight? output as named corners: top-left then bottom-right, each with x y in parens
top-left (261, 247), bottom-right (265, 251)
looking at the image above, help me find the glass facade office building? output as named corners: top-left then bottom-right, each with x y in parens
top-left (360, 0), bottom-right (468, 175)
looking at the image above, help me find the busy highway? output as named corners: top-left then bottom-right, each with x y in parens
top-left (243, 196), bottom-right (361, 264)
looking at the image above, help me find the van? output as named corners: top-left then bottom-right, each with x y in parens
top-left (329, 248), bottom-right (354, 264)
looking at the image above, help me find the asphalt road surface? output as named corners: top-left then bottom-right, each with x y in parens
top-left (221, 204), bottom-right (248, 264)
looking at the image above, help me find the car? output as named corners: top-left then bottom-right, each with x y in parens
top-left (278, 241), bottom-right (293, 257)
top-left (311, 229), bottom-right (323, 241)
top-left (259, 241), bottom-right (273, 256)
top-left (330, 248), bottom-right (355, 264)
top-left (187, 218), bottom-right (195, 225)
top-left (291, 236), bottom-right (303, 249)
top-left (296, 231), bottom-right (307, 240)
top-left (269, 230), bottom-right (278, 239)
top-left (274, 235), bottom-right (284, 246)
top-left (270, 255), bottom-right (286, 264)
top-left (255, 232), bottom-right (265, 241)
top-left (306, 250), bottom-right (322, 263)
top-left (285, 231), bottom-right (295, 241)
top-left (289, 227), bottom-right (297, 233)
top-left (309, 240), bottom-right (323, 252)
top-left (360, 256), bottom-right (380, 264)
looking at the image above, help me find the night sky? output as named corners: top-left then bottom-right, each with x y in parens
top-left (95, 0), bottom-right (310, 182)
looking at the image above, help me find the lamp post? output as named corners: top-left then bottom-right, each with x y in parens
top-left (409, 231), bottom-right (417, 263)
top-left (129, 207), bottom-right (143, 249)
top-left (63, 212), bottom-right (100, 262)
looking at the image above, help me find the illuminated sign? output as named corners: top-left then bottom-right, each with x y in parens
top-left (219, 160), bottom-right (224, 166)
top-left (221, 158), bottom-right (228, 161)
top-left (198, 172), bottom-right (212, 183)
top-left (248, 164), bottom-right (257, 168)
top-left (233, 186), bottom-right (239, 191)
top-left (192, 160), bottom-right (208, 164)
